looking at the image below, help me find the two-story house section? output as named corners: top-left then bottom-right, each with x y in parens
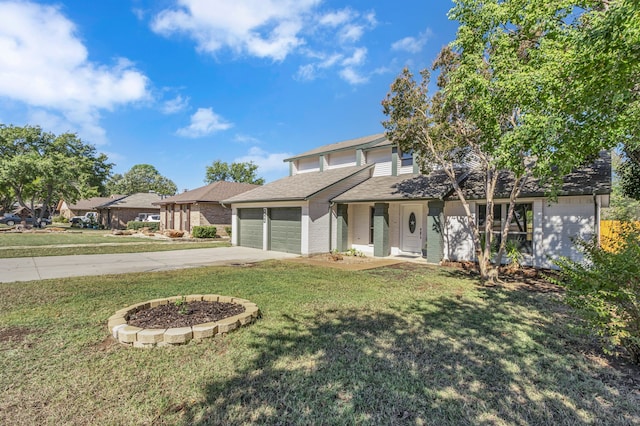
top-left (223, 133), bottom-right (611, 269)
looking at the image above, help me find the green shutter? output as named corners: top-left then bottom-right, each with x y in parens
top-left (426, 201), bottom-right (444, 263)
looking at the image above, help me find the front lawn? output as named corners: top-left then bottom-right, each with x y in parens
top-left (0, 229), bottom-right (229, 258)
top-left (0, 262), bottom-right (637, 425)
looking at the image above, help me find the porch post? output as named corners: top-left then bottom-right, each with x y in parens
top-left (336, 204), bottom-right (349, 252)
top-left (373, 203), bottom-right (389, 257)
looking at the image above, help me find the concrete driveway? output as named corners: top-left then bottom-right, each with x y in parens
top-left (0, 246), bottom-right (299, 283)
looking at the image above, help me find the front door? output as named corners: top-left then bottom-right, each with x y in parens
top-left (401, 204), bottom-right (423, 253)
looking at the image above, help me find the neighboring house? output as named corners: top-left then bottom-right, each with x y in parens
top-left (95, 192), bottom-right (162, 229)
top-left (153, 181), bottom-right (259, 235)
top-left (223, 133), bottom-right (611, 269)
top-left (58, 195), bottom-right (126, 219)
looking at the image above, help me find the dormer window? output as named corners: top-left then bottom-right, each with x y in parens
top-left (400, 149), bottom-right (414, 167)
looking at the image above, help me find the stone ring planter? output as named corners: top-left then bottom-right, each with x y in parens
top-left (107, 295), bottom-right (260, 348)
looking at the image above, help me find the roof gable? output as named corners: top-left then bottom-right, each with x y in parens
top-left (284, 133), bottom-right (390, 161)
top-left (155, 181), bottom-right (260, 205)
top-left (224, 165), bottom-right (373, 204)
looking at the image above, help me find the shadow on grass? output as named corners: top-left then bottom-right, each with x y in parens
top-left (179, 288), bottom-right (639, 425)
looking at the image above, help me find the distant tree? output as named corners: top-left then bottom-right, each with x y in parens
top-left (106, 164), bottom-right (177, 195)
top-left (0, 124), bottom-right (112, 221)
top-left (205, 160), bottom-right (264, 185)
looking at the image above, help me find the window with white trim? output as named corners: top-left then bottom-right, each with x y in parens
top-left (477, 203), bottom-right (533, 254)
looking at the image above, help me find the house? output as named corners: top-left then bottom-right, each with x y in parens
top-left (153, 181), bottom-right (260, 235)
top-left (223, 133), bottom-right (611, 269)
top-left (58, 195), bottom-right (126, 219)
top-left (95, 192), bottom-right (162, 229)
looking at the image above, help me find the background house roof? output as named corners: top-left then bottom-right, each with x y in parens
top-left (66, 195), bottom-right (126, 210)
top-left (224, 165), bottom-right (373, 204)
top-left (284, 133), bottom-right (390, 161)
top-left (96, 192), bottom-right (162, 210)
top-left (154, 181), bottom-right (260, 205)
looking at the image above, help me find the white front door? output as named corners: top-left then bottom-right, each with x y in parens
top-left (401, 204), bottom-right (423, 253)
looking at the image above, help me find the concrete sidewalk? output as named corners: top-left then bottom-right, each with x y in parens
top-left (0, 246), bottom-right (298, 283)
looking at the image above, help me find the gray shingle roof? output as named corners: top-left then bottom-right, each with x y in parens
top-left (284, 133), bottom-right (390, 161)
top-left (332, 152), bottom-right (611, 203)
top-left (331, 172), bottom-right (454, 203)
top-left (67, 195), bottom-right (126, 210)
top-left (154, 181), bottom-right (259, 205)
top-left (224, 165), bottom-right (373, 204)
top-left (96, 192), bottom-right (162, 210)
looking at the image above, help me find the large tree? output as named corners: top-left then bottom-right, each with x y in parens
top-left (204, 160), bottom-right (265, 185)
top-left (0, 124), bottom-right (112, 220)
top-left (106, 164), bottom-right (177, 195)
top-left (383, 0), bottom-right (639, 283)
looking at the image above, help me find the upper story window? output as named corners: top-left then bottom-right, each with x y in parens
top-left (400, 149), bottom-right (413, 167)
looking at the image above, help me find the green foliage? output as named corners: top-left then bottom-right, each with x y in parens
top-left (126, 221), bottom-right (159, 232)
top-left (52, 215), bottom-right (69, 223)
top-left (107, 164), bottom-right (177, 196)
top-left (504, 240), bottom-right (524, 270)
top-left (191, 225), bottom-right (217, 239)
top-left (553, 226), bottom-right (640, 364)
top-left (0, 124), bottom-right (112, 221)
top-left (205, 160), bottom-right (265, 185)
top-left (174, 295), bottom-right (189, 315)
top-left (224, 226), bottom-right (232, 237)
top-left (619, 147), bottom-right (640, 200)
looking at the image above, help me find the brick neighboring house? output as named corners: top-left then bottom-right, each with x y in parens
top-left (154, 181), bottom-right (260, 235)
top-left (58, 195), bottom-right (126, 219)
top-left (96, 192), bottom-right (162, 229)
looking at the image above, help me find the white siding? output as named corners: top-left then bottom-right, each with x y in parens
top-left (297, 157), bottom-right (320, 174)
top-left (327, 151), bottom-right (356, 169)
top-left (307, 169), bottom-right (373, 254)
top-left (350, 204), bottom-right (374, 255)
top-left (367, 147), bottom-right (393, 177)
top-left (443, 201), bottom-right (475, 261)
top-left (398, 164), bottom-right (414, 175)
top-left (539, 196), bottom-right (595, 269)
top-left (388, 203), bottom-right (401, 255)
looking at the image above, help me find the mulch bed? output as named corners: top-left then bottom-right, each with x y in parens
top-left (127, 301), bottom-right (245, 328)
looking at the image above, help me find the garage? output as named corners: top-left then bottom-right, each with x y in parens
top-left (238, 208), bottom-right (263, 249)
top-left (269, 207), bottom-right (302, 254)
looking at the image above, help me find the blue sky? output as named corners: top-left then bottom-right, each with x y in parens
top-left (0, 0), bottom-right (458, 192)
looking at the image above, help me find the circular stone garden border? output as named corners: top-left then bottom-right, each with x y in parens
top-left (107, 295), bottom-right (260, 348)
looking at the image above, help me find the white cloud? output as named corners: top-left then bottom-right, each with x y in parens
top-left (176, 107), bottom-right (232, 138)
top-left (151, 0), bottom-right (320, 61)
top-left (319, 9), bottom-right (354, 27)
top-left (339, 68), bottom-right (368, 85)
top-left (235, 146), bottom-right (291, 181)
top-left (234, 133), bottom-right (261, 144)
top-left (391, 28), bottom-right (432, 54)
top-left (162, 95), bottom-right (190, 114)
top-left (151, 1), bottom-right (377, 85)
top-left (341, 48), bottom-right (367, 67)
top-left (0, 1), bottom-right (150, 144)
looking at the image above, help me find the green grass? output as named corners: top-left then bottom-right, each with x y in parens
top-left (0, 228), bottom-right (229, 258)
top-left (0, 262), bottom-right (638, 425)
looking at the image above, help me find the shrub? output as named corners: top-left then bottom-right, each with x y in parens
top-left (126, 221), bottom-right (159, 232)
top-left (192, 225), bottom-right (217, 239)
top-left (224, 226), bottom-right (232, 238)
top-left (52, 215), bottom-right (69, 223)
top-left (553, 224), bottom-right (640, 364)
